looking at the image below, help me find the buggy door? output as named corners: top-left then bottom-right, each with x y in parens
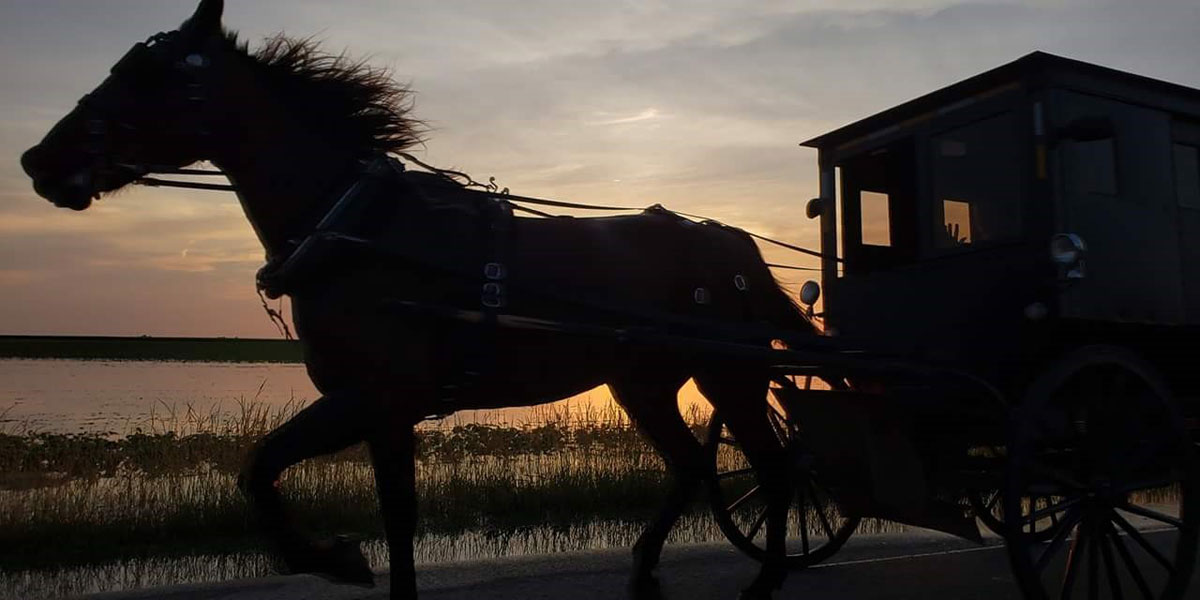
top-left (1174, 119), bottom-right (1200, 322)
top-left (1050, 90), bottom-right (1185, 324)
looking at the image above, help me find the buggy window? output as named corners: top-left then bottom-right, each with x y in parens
top-left (839, 141), bottom-right (917, 274)
top-left (860, 191), bottom-right (892, 246)
top-left (932, 112), bottom-right (1023, 249)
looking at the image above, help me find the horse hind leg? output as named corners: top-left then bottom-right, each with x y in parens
top-left (238, 391), bottom-right (374, 586)
top-left (695, 371), bottom-right (789, 600)
top-left (610, 375), bottom-right (702, 599)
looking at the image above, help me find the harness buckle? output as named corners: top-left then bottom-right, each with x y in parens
top-left (484, 262), bottom-right (507, 281)
top-left (482, 282), bottom-right (506, 308)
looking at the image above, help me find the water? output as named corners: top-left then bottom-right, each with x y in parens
top-left (0, 358), bottom-right (676, 434)
top-left (0, 359), bottom-right (319, 433)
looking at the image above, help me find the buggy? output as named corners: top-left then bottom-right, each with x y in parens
top-left (707, 51), bottom-right (1200, 600)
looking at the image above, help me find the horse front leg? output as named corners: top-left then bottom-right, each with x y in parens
top-left (610, 376), bottom-right (699, 599)
top-left (368, 416), bottom-right (420, 600)
top-left (238, 392), bottom-right (374, 585)
top-left (696, 372), bottom-right (790, 600)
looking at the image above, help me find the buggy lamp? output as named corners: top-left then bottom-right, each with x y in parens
top-left (805, 198), bottom-right (823, 219)
top-left (1050, 233), bottom-right (1087, 279)
top-left (800, 280), bottom-right (821, 307)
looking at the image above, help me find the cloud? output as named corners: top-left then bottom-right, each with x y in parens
top-left (591, 108), bottom-right (664, 126)
top-left (1, 0), bottom-right (1198, 336)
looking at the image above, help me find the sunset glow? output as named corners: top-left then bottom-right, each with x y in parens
top-left (3, 0), bottom-right (1198, 337)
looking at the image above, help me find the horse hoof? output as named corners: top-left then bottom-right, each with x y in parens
top-left (285, 535), bottom-right (375, 587)
top-left (628, 574), bottom-right (663, 600)
top-left (319, 535), bottom-right (375, 587)
top-left (737, 590), bottom-right (774, 600)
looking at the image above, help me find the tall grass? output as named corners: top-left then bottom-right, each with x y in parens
top-left (0, 399), bottom-right (705, 576)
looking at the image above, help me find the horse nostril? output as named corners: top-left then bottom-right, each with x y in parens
top-left (20, 145), bottom-right (46, 178)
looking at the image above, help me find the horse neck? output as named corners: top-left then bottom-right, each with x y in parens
top-left (208, 113), bottom-right (361, 259)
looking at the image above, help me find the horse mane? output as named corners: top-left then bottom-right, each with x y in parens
top-left (225, 31), bottom-right (425, 157)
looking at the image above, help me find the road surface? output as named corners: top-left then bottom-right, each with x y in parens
top-left (80, 530), bottom-right (1196, 600)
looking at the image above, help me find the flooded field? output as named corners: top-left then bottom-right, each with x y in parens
top-left (0, 358), bottom-right (709, 433)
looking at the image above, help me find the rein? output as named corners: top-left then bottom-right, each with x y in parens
top-left (396, 151), bottom-right (836, 264)
top-left (126, 164), bottom-right (237, 192)
top-left (127, 163), bottom-right (236, 191)
top-left (133, 151), bottom-right (835, 268)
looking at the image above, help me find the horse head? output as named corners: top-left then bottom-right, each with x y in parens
top-left (21, 0), bottom-right (228, 211)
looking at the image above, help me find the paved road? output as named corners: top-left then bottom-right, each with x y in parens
top-left (81, 531), bottom-right (1197, 600)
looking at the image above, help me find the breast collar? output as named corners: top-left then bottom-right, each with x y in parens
top-left (255, 155), bottom-right (405, 299)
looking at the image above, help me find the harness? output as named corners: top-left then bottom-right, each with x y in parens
top-left (72, 30), bottom-right (838, 405)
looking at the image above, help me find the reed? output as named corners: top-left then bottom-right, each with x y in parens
top-left (0, 399), bottom-right (708, 572)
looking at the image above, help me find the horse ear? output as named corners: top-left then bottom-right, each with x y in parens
top-left (182, 0), bottom-right (224, 35)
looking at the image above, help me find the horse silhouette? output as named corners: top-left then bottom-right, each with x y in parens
top-left (21, 2), bottom-right (817, 598)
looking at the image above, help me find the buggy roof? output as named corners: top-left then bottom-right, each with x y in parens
top-left (801, 51), bottom-right (1200, 150)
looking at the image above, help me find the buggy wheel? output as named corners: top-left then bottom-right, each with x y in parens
top-left (1005, 346), bottom-right (1200, 600)
top-left (706, 395), bottom-right (859, 568)
top-left (969, 464), bottom-right (1065, 542)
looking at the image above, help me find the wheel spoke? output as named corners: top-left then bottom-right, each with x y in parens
top-left (986, 491), bottom-right (1001, 512)
top-left (798, 487), bottom-right (810, 554)
top-left (1110, 510), bottom-right (1175, 574)
top-left (747, 508), bottom-right (769, 540)
top-left (1087, 530), bottom-right (1099, 600)
top-left (727, 485), bottom-right (761, 513)
top-left (1098, 528), bottom-right (1124, 600)
top-left (1036, 509), bottom-right (1084, 572)
top-left (807, 480), bottom-right (836, 538)
top-left (1029, 496), bottom-right (1041, 535)
top-left (1106, 521), bottom-right (1155, 600)
top-left (1060, 525), bottom-right (1087, 600)
top-left (1116, 501), bottom-right (1184, 529)
top-left (1023, 496), bottom-right (1084, 525)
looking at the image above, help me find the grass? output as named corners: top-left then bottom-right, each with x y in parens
top-left (0, 400), bottom-right (709, 575)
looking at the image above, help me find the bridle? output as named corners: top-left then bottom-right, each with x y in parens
top-left (78, 30), bottom-right (235, 193)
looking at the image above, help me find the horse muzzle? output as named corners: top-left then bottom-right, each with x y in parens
top-left (22, 145), bottom-right (97, 210)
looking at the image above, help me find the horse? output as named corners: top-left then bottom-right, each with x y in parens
top-left (20, 2), bottom-right (816, 598)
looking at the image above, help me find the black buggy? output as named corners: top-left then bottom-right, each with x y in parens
top-left (706, 52), bottom-right (1200, 600)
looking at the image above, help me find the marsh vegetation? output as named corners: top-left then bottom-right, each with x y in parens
top-left (0, 399), bottom-right (735, 598)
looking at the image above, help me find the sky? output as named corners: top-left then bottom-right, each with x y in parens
top-left (1, 0), bottom-right (1199, 338)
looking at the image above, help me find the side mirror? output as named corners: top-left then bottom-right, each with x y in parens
top-left (1056, 116), bottom-right (1115, 143)
top-left (805, 198), bottom-right (823, 220)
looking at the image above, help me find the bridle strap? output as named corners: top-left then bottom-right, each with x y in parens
top-left (119, 162), bottom-right (237, 191)
top-left (134, 176), bottom-right (236, 192)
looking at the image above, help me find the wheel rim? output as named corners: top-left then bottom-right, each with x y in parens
top-left (707, 398), bottom-right (860, 567)
top-left (1006, 348), bottom-right (1199, 600)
